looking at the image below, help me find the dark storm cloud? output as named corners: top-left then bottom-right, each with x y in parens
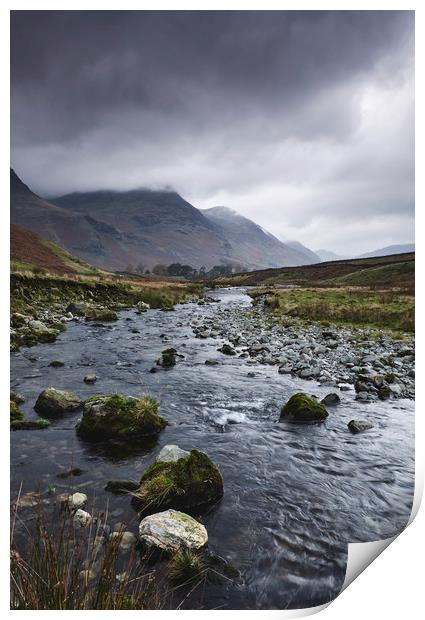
top-left (10, 10), bottom-right (414, 254)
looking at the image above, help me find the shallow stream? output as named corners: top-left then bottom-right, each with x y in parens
top-left (10, 288), bottom-right (415, 609)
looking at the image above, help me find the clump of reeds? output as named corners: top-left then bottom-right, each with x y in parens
top-left (10, 497), bottom-right (161, 610)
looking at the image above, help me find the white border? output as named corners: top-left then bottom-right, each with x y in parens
top-left (2, 2), bottom-right (422, 618)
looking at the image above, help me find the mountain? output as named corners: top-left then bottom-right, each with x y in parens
top-left (358, 244), bottom-right (415, 259)
top-left (285, 240), bottom-right (321, 264)
top-left (10, 169), bottom-right (142, 271)
top-left (201, 207), bottom-right (317, 269)
top-left (315, 249), bottom-right (348, 262)
top-left (53, 189), bottom-right (233, 270)
top-left (11, 169), bottom-right (318, 271)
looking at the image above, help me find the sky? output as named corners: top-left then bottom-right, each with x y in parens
top-left (10, 10), bottom-right (414, 255)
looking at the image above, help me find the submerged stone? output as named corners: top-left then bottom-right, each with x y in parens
top-left (105, 480), bottom-right (140, 494)
top-left (77, 394), bottom-right (167, 440)
top-left (132, 448), bottom-right (223, 516)
top-left (34, 387), bottom-right (83, 417)
top-left (139, 509), bottom-right (208, 553)
top-left (280, 392), bottom-right (329, 422)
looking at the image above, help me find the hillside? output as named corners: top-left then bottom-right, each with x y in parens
top-left (209, 252), bottom-right (415, 289)
top-left (11, 225), bottom-right (99, 275)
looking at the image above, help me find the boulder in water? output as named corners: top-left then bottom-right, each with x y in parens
top-left (218, 344), bottom-right (236, 355)
top-left (77, 394), bottom-right (167, 439)
top-left (157, 348), bottom-right (177, 367)
top-left (83, 374), bottom-right (97, 384)
top-left (280, 392), bottom-right (328, 422)
top-left (132, 448), bottom-right (223, 515)
top-left (348, 420), bottom-right (374, 433)
top-left (321, 393), bottom-right (341, 406)
top-left (34, 388), bottom-right (82, 417)
top-left (139, 509), bottom-right (208, 553)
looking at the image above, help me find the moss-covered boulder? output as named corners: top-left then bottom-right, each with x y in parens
top-left (157, 348), bottom-right (177, 367)
top-left (280, 393), bottom-right (329, 422)
top-left (132, 448), bottom-right (223, 516)
top-left (77, 394), bottom-right (167, 440)
top-left (15, 325), bottom-right (60, 348)
top-left (34, 387), bottom-right (83, 417)
top-left (11, 419), bottom-right (51, 431)
top-left (10, 400), bottom-right (24, 422)
top-left (89, 309), bottom-right (118, 322)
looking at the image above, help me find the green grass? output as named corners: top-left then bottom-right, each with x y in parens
top-left (77, 394), bottom-right (167, 439)
top-left (168, 549), bottom-right (206, 585)
top-left (133, 449), bottom-right (223, 515)
top-left (209, 252), bottom-right (414, 289)
top-left (252, 287), bottom-right (415, 333)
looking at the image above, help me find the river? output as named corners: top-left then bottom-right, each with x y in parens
top-left (10, 287), bottom-right (415, 609)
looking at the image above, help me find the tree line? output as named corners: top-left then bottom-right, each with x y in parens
top-left (124, 261), bottom-right (247, 280)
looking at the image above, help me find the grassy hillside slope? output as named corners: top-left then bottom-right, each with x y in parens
top-left (210, 252), bottom-right (415, 289)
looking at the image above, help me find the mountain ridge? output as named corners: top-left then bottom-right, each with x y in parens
top-left (11, 169), bottom-right (322, 271)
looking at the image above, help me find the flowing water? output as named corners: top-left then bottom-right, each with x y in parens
top-left (10, 288), bottom-right (415, 609)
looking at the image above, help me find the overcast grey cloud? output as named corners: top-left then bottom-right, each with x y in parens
top-left (10, 10), bottom-right (414, 255)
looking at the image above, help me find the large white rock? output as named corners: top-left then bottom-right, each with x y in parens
top-left (156, 444), bottom-right (190, 463)
top-left (139, 509), bottom-right (208, 552)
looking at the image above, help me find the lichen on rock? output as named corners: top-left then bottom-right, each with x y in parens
top-left (138, 509), bottom-right (208, 553)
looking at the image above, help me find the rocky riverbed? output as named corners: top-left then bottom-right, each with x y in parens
top-left (191, 291), bottom-right (415, 402)
top-left (10, 287), bottom-right (415, 610)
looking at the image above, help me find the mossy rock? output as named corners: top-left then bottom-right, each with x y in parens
top-left (280, 392), bottom-right (329, 422)
top-left (10, 400), bottom-right (24, 422)
top-left (77, 394), bottom-right (167, 440)
top-left (11, 418), bottom-right (51, 431)
top-left (132, 449), bottom-right (224, 516)
top-left (157, 348), bottom-right (177, 367)
top-left (91, 309), bottom-right (118, 321)
top-left (16, 327), bottom-right (59, 348)
top-left (34, 387), bottom-right (83, 417)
